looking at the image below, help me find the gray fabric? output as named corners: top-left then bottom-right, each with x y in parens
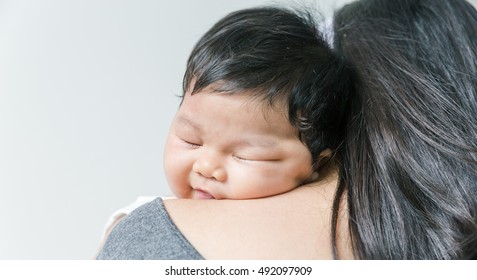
top-left (96, 197), bottom-right (204, 260)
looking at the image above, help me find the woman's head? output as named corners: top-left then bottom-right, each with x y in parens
top-left (334, 0), bottom-right (477, 259)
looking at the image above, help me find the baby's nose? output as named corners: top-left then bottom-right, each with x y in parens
top-left (192, 153), bottom-right (227, 182)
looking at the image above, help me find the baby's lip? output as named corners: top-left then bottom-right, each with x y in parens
top-left (193, 188), bottom-right (215, 199)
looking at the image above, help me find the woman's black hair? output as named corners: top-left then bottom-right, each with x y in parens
top-left (183, 6), bottom-right (353, 168)
top-left (334, 0), bottom-right (477, 259)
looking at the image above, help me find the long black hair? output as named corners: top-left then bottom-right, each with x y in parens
top-left (334, 0), bottom-right (477, 259)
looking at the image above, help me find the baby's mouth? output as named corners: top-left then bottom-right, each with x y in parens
top-left (193, 189), bottom-right (215, 199)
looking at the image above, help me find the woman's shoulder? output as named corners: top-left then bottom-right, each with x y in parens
top-left (164, 180), bottom-right (342, 259)
top-left (97, 197), bottom-right (204, 260)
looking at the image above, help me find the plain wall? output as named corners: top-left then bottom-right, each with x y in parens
top-left (1, 0), bottom-right (475, 259)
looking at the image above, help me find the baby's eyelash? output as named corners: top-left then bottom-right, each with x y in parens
top-left (233, 155), bottom-right (248, 161)
top-left (233, 154), bottom-right (281, 162)
top-left (182, 139), bottom-right (201, 148)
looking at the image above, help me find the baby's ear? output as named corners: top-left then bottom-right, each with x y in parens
top-left (306, 149), bottom-right (333, 183)
top-left (315, 148), bottom-right (333, 169)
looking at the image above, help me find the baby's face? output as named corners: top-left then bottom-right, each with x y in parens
top-left (163, 86), bottom-right (314, 199)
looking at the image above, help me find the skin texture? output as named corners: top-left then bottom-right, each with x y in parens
top-left (163, 85), bottom-right (316, 200)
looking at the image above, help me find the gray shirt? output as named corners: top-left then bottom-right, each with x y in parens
top-left (97, 197), bottom-right (204, 260)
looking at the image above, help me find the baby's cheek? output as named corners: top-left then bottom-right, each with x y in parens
top-left (228, 165), bottom-right (278, 198)
top-left (261, 165), bottom-right (303, 190)
top-left (164, 150), bottom-right (187, 186)
top-left (164, 163), bottom-right (189, 198)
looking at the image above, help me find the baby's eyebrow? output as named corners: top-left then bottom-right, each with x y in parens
top-left (240, 138), bottom-right (277, 148)
top-left (176, 115), bottom-right (201, 131)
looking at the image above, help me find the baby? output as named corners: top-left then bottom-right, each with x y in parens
top-left (163, 7), bottom-right (350, 200)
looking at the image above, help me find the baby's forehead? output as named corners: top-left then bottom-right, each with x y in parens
top-left (209, 93), bottom-right (289, 123)
top-left (180, 85), bottom-right (294, 131)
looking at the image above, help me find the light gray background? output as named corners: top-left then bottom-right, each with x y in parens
top-left (1, 0), bottom-right (475, 259)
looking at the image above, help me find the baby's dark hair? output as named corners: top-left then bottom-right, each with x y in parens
top-left (183, 6), bottom-right (353, 168)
